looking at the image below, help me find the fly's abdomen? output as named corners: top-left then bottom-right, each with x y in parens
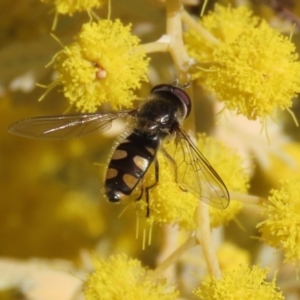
top-left (105, 131), bottom-right (159, 202)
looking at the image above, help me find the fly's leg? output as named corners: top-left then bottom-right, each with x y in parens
top-left (145, 159), bottom-right (159, 217)
top-left (135, 181), bottom-right (144, 201)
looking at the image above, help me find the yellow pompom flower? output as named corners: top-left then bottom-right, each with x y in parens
top-left (194, 265), bottom-right (283, 300)
top-left (185, 5), bottom-right (259, 63)
top-left (41, 0), bottom-right (106, 15)
top-left (257, 178), bottom-right (300, 264)
top-left (203, 21), bottom-right (300, 120)
top-left (53, 19), bottom-right (149, 112)
top-left (185, 5), bottom-right (300, 121)
top-left (84, 254), bottom-right (179, 300)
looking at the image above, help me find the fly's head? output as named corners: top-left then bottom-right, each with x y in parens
top-left (150, 84), bottom-right (191, 120)
top-left (136, 84), bottom-right (191, 135)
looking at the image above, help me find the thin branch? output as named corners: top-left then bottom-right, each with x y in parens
top-left (196, 200), bottom-right (221, 279)
top-left (229, 192), bottom-right (264, 205)
top-left (150, 234), bottom-right (198, 280)
top-left (181, 10), bottom-right (220, 45)
top-left (165, 0), bottom-right (191, 83)
top-left (138, 40), bottom-right (170, 54)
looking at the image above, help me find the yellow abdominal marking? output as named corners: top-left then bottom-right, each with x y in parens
top-left (112, 149), bottom-right (127, 160)
top-left (133, 155), bottom-right (149, 171)
top-left (145, 146), bottom-right (155, 155)
top-left (106, 168), bottom-right (118, 179)
top-left (123, 173), bottom-right (138, 189)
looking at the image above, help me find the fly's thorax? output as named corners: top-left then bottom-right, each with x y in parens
top-left (136, 97), bottom-right (183, 135)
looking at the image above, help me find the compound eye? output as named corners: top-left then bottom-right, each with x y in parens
top-left (151, 84), bottom-right (192, 119)
top-left (172, 87), bottom-right (191, 118)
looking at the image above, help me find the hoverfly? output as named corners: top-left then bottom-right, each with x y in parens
top-left (8, 84), bottom-right (230, 215)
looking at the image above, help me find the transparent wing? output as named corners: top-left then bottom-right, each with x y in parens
top-left (8, 110), bottom-right (134, 139)
top-left (162, 128), bottom-right (230, 209)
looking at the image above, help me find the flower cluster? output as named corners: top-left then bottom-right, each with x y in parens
top-left (185, 5), bottom-right (300, 121)
top-left (258, 178), bottom-right (300, 264)
top-left (194, 265), bottom-right (283, 300)
top-left (185, 5), bottom-right (259, 62)
top-left (41, 0), bottom-right (106, 15)
top-left (84, 254), bottom-right (178, 300)
top-left (53, 19), bottom-right (149, 112)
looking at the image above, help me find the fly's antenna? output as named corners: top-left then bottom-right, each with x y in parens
top-left (180, 81), bottom-right (191, 89)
